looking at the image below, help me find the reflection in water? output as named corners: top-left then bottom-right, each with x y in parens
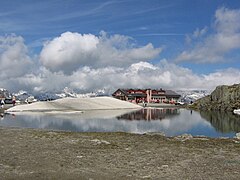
top-left (199, 111), bottom-right (240, 133)
top-left (117, 108), bottom-right (180, 121)
top-left (0, 108), bottom-right (239, 137)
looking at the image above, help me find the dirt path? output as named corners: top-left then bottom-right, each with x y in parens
top-left (0, 127), bottom-right (240, 179)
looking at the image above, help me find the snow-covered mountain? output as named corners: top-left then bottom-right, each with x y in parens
top-left (56, 87), bottom-right (78, 98)
top-left (0, 88), bottom-right (12, 99)
top-left (176, 90), bottom-right (210, 103)
top-left (56, 87), bottom-right (99, 98)
top-left (55, 87), bottom-right (110, 98)
top-left (12, 87), bottom-right (109, 101)
top-left (13, 88), bottom-right (77, 101)
top-left (2, 87), bottom-right (209, 104)
top-left (12, 90), bottom-right (37, 103)
top-left (13, 90), bottom-right (30, 100)
top-left (34, 92), bottom-right (59, 101)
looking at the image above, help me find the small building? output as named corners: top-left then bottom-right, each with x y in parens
top-left (112, 88), bottom-right (181, 104)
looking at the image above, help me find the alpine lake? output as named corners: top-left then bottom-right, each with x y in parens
top-left (1, 108), bottom-right (240, 138)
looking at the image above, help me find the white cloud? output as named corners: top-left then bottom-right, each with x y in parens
top-left (40, 32), bottom-right (99, 74)
top-left (202, 68), bottom-right (240, 87)
top-left (0, 33), bottom-right (239, 95)
top-left (0, 34), bottom-right (33, 79)
top-left (5, 59), bottom-right (239, 94)
top-left (176, 7), bottom-right (240, 63)
top-left (193, 27), bottom-right (208, 39)
top-left (215, 7), bottom-right (240, 34)
top-left (128, 61), bottom-right (157, 73)
top-left (40, 31), bottom-right (162, 74)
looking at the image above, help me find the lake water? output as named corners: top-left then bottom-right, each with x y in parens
top-left (1, 108), bottom-right (240, 137)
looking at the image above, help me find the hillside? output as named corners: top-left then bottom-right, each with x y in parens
top-left (190, 84), bottom-right (240, 111)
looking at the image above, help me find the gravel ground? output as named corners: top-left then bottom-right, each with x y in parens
top-left (0, 127), bottom-right (240, 179)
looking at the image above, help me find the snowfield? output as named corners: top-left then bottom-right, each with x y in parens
top-left (233, 109), bottom-right (240, 115)
top-left (6, 97), bottom-right (141, 112)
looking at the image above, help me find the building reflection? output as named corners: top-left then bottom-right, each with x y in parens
top-left (116, 108), bottom-right (180, 121)
top-left (199, 111), bottom-right (240, 133)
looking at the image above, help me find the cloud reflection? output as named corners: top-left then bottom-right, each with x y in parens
top-left (1, 108), bottom-right (238, 137)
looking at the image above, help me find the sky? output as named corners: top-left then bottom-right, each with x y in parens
top-left (0, 0), bottom-right (240, 94)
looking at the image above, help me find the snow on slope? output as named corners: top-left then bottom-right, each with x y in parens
top-left (177, 90), bottom-right (209, 103)
top-left (6, 96), bottom-right (141, 112)
top-left (234, 109), bottom-right (240, 115)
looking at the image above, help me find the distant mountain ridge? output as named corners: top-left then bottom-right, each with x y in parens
top-left (191, 84), bottom-right (240, 111)
top-left (2, 87), bottom-right (209, 103)
top-left (0, 88), bottom-right (12, 99)
top-left (1, 87), bottom-right (109, 102)
top-left (177, 90), bottom-right (209, 103)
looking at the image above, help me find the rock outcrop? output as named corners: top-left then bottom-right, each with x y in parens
top-left (190, 84), bottom-right (240, 111)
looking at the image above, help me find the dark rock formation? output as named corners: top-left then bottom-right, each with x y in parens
top-left (190, 84), bottom-right (240, 111)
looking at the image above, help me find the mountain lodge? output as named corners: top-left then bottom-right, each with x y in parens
top-left (112, 88), bottom-right (181, 104)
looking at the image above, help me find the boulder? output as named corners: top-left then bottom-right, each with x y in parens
top-left (235, 132), bottom-right (240, 140)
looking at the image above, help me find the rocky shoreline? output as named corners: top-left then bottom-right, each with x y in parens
top-left (0, 127), bottom-right (240, 179)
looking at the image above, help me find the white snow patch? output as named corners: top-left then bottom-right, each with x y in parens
top-left (6, 96), bottom-right (141, 112)
top-left (233, 109), bottom-right (240, 115)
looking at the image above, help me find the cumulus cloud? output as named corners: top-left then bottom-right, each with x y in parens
top-left (176, 7), bottom-right (240, 63)
top-left (39, 32), bottom-right (99, 74)
top-left (40, 31), bottom-right (162, 74)
top-left (215, 7), bottom-right (240, 34)
top-left (0, 32), bottom-right (239, 95)
top-left (0, 34), bottom-right (33, 79)
top-left (5, 59), bottom-right (239, 95)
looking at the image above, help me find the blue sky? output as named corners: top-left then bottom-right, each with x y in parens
top-left (0, 0), bottom-right (240, 93)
